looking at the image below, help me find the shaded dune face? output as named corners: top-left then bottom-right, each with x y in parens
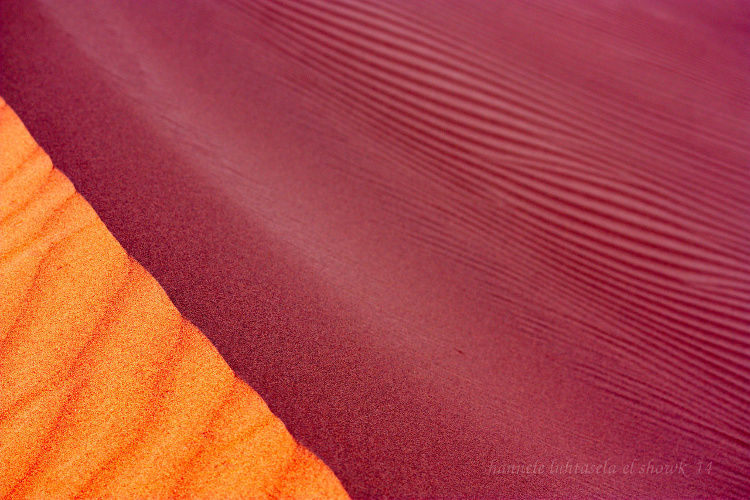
top-left (2, 0), bottom-right (749, 498)
top-left (0, 100), bottom-right (350, 499)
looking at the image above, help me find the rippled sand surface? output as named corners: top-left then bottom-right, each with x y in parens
top-left (0, 99), bottom-right (349, 499)
top-left (1, 1), bottom-right (748, 498)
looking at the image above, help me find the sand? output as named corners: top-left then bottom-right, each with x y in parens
top-left (0, 98), bottom-right (348, 499)
top-left (1, 1), bottom-right (748, 498)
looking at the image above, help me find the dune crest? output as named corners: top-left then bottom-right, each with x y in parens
top-left (0, 98), bottom-right (349, 500)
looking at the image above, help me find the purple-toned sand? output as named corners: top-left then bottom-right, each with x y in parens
top-left (2, 1), bottom-right (748, 498)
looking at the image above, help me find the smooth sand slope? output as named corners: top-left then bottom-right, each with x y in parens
top-left (2, 1), bottom-right (749, 498)
top-left (0, 99), bottom-right (349, 499)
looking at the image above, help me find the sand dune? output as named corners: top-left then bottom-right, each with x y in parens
top-left (1, 0), bottom-right (748, 498)
top-left (0, 99), bottom-right (349, 499)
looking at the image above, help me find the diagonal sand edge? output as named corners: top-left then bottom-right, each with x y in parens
top-left (0, 97), bottom-right (350, 499)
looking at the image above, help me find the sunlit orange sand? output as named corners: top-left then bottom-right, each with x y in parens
top-left (0, 98), bottom-right (349, 499)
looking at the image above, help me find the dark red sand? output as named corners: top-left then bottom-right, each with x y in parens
top-left (2, 1), bottom-right (749, 498)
